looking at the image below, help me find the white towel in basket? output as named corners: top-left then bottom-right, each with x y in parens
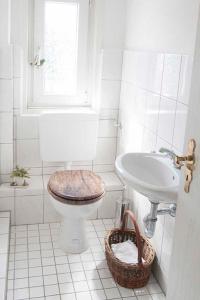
top-left (111, 240), bottom-right (145, 264)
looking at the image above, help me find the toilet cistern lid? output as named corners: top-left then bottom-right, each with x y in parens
top-left (48, 170), bottom-right (105, 205)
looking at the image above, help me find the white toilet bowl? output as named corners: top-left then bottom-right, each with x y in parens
top-left (49, 195), bottom-right (103, 253)
top-left (48, 170), bottom-right (105, 254)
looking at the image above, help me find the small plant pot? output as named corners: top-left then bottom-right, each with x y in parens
top-left (14, 177), bottom-right (25, 186)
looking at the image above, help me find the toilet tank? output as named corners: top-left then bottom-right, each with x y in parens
top-left (39, 111), bottom-right (99, 162)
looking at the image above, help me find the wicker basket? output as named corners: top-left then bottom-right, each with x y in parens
top-left (105, 210), bottom-right (155, 288)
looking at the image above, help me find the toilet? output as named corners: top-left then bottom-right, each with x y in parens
top-left (39, 111), bottom-right (105, 253)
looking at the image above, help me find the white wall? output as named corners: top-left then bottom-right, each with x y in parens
top-left (119, 50), bottom-right (192, 293)
top-left (0, 0), bottom-right (11, 45)
top-left (125, 0), bottom-right (199, 55)
top-left (118, 0), bottom-right (200, 294)
top-left (102, 0), bottom-right (125, 49)
top-left (0, 0), bottom-right (126, 225)
top-left (8, 0), bottom-right (125, 178)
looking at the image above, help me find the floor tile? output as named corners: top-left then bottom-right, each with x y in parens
top-left (14, 278), bottom-right (29, 289)
top-left (14, 287), bottom-right (29, 300)
top-left (151, 294), bottom-right (166, 300)
top-left (88, 279), bottom-right (103, 290)
top-left (137, 295), bottom-right (153, 300)
top-left (44, 274), bottom-right (58, 286)
top-left (8, 219), bottom-right (164, 300)
top-left (76, 291), bottom-right (92, 300)
top-left (74, 280), bottom-right (89, 292)
top-left (104, 287), bottom-right (121, 299)
top-left (61, 293), bottom-right (76, 300)
top-left (29, 276), bottom-right (44, 287)
top-left (45, 284), bottom-right (60, 296)
top-left (147, 283), bottom-right (162, 294)
top-left (71, 271), bottom-right (86, 282)
top-left (29, 286), bottom-right (45, 298)
top-left (90, 289), bottom-right (107, 300)
top-left (57, 273), bottom-right (72, 284)
top-left (59, 282), bottom-right (74, 294)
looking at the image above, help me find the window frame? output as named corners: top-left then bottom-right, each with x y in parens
top-left (28, 0), bottom-right (90, 108)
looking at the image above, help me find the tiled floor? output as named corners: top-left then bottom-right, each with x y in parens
top-left (7, 219), bottom-right (166, 300)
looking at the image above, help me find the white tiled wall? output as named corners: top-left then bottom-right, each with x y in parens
top-left (118, 50), bottom-right (193, 292)
top-left (0, 45), bottom-right (123, 180)
top-left (10, 48), bottom-right (123, 178)
top-left (0, 47), bottom-right (124, 226)
top-left (0, 43), bottom-right (124, 229)
top-left (0, 45), bottom-right (14, 184)
top-left (0, 172), bottom-right (124, 226)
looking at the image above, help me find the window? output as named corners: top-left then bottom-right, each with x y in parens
top-left (30, 0), bottom-right (90, 107)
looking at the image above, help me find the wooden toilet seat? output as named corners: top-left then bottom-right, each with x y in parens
top-left (47, 170), bottom-right (105, 205)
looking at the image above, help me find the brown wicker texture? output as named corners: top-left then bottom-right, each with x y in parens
top-left (105, 210), bottom-right (155, 289)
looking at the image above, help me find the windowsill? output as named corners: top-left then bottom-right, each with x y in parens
top-left (21, 105), bottom-right (97, 116)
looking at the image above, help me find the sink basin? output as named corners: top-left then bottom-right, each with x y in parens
top-left (115, 153), bottom-right (180, 204)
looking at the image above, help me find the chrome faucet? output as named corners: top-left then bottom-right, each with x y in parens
top-left (159, 147), bottom-right (180, 168)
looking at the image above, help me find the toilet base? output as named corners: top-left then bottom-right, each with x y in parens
top-left (59, 217), bottom-right (88, 253)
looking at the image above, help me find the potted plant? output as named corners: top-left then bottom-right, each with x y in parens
top-left (10, 166), bottom-right (30, 186)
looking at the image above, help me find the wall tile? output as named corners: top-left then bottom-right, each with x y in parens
top-left (160, 215), bottom-right (175, 275)
top-left (97, 172), bottom-right (124, 192)
top-left (15, 176), bottom-right (43, 197)
top-left (0, 143), bottom-right (13, 174)
top-left (72, 160), bottom-right (93, 166)
top-left (119, 82), bottom-right (136, 117)
top-left (102, 50), bottom-right (123, 80)
top-left (13, 46), bottom-right (23, 78)
top-left (178, 55), bottom-right (193, 105)
top-left (43, 195), bottom-right (61, 223)
top-left (98, 120), bottom-right (117, 138)
top-left (93, 164), bottom-right (115, 173)
top-left (0, 112), bottom-right (13, 143)
top-left (173, 103), bottom-right (188, 151)
top-left (0, 46), bottom-right (13, 79)
top-left (145, 93), bottom-right (160, 133)
top-left (156, 137), bottom-right (172, 152)
top-left (142, 129), bottom-right (157, 153)
top-left (100, 80), bottom-right (121, 109)
top-left (0, 175), bottom-right (12, 184)
top-left (0, 197), bottom-right (15, 225)
top-left (71, 165), bottom-right (92, 171)
top-left (15, 195), bottom-right (43, 225)
top-left (161, 54), bottom-right (181, 100)
top-left (122, 51), bottom-right (164, 94)
top-left (15, 115), bottom-right (39, 140)
top-left (99, 109), bottom-right (118, 120)
top-left (133, 88), bottom-right (147, 125)
top-left (16, 139), bottom-right (42, 168)
top-left (157, 97), bottom-right (176, 144)
top-left (13, 78), bottom-right (23, 109)
top-left (42, 162), bottom-right (65, 168)
top-left (42, 166), bottom-right (65, 175)
top-left (27, 167), bottom-right (43, 176)
top-left (0, 184), bottom-right (14, 198)
top-left (98, 191), bottom-right (122, 219)
top-left (94, 138), bottom-right (117, 165)
top-left (118, 50), bottom-right (191, 292)
top-left (0, 79), bottom-right (13, 112)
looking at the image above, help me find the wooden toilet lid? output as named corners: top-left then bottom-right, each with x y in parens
top-left (48, 170), bottom-right (105, 205)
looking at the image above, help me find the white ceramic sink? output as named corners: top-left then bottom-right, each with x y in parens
top-left (115, 153), bottom-right (180, 204)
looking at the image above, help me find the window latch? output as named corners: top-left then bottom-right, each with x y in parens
top-left (30, 47), bottom-right (45, 67)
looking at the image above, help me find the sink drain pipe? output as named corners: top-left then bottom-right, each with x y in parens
top-left (143, 202), bottom-right (176, 238)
